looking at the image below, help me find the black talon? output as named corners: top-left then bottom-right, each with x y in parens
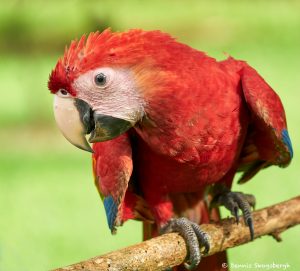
top-left (247, 217), bottom-right (254, 240)
top-left (233, 205), bottom-right (239, 224)
top-left (161, 217), bottom-right (210, 270)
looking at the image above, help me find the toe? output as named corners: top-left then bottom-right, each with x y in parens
top-left (191, 222), bottom-right (210, 254)
top-left (210, 187), bottom-right (256, 240)
top-left (233, 193), bottom-right (254, 240)
top-left (161, 218), bottom-right (211, 270)
top-left (163, 218), bottom-right (201, 269)
top-left (244, 194), bottom-right (256, 209)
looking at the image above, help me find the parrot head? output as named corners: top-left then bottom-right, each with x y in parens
top-left (48, 29), bottom-right (204, 151)
top-left (48, 29), bottom-right (150, 152)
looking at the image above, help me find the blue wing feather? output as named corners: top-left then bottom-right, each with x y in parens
top-left (103, 196), bottom-right (118, 233)
top-left (282, 129), bottom-right (293, 158)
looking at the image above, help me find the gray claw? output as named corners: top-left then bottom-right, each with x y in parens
top-left (161, 217), bottom-right (210, 270)
top-left (212, 189), bottom-right (256, 240)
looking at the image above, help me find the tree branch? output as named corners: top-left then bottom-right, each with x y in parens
top-left (54, 196), bottom-right (300, 271)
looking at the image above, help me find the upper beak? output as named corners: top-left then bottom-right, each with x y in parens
top-left (53, 95), bottom-right (94, 152)
top-left (53, 96), bottom-right (133, 152)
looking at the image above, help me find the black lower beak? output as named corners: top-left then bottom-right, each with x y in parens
top-left (75, 99), bottom-right (133, 144)
top-left (88, 113), bottom-right (133, 143)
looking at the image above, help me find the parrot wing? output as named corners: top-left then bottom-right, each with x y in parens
top-left (92, 132), bottom-right (154, 233)
top-left (237, 64), bottom-right (293, 183)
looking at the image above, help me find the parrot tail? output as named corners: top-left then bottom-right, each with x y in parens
top-left (143, 195), bottom-right (228, 271)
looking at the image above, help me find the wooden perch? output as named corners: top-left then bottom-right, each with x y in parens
top-left (54, 196), bottom-right (300, 271)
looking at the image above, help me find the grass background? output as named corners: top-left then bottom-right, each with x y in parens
top-left (0, 1), bottom-right (299, 270)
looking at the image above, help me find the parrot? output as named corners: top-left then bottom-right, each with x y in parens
top-left (48, 29), bottom-right (293, 270)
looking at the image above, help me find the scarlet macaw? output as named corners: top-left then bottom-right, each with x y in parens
top-left (48, 29), bottom-right (293, 270)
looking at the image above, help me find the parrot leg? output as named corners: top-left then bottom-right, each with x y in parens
top-left (161, 217), bottom-right (210, 270)
top-left (211, 185), bottom-right (256, 240)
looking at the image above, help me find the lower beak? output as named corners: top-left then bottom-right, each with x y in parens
top-left (53, 96), bottom-right (133, 152)
top-left (88, 114), bottom-right (133, 143)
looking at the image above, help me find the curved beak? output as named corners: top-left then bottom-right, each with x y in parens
top-left (53, 95), bottom-right (133, 152)
top-left (53, 95), bottom-right (93, 152)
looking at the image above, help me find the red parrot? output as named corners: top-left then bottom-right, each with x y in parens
top-left (48, 29), bottom-right (293, 270)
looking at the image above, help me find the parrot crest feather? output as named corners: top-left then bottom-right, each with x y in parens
top-left (48, 28), bottom-right (182, 95)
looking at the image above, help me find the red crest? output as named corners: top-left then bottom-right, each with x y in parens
top-left (48, 29), bottom-right (183, 95)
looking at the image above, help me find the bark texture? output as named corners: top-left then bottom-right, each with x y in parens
top-left (54, 196), bottom-right (300, 271)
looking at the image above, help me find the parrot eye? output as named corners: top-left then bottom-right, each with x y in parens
top-left (94, 73), bottom-right (107, 87)
top-left (57, 89), bottom-right (71, 98)
top-left (92, 68), bottom-right (114, 88)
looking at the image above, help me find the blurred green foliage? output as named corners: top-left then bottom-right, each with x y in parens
top-left (0, 0), bottom-right (299, 270)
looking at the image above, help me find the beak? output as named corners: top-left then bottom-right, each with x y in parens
top-left (53, 95), bottom-right (94, 152)
top-left (53, 95), bottom-right (133, 152)
top-left (88, 114), bottom-right (133, 143)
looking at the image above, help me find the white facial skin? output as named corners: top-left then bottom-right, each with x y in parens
top-left (72, 67), bottom-right (145, 124)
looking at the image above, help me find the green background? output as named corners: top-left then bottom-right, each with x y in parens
top-left (0, 1), bottom-right (299, 270)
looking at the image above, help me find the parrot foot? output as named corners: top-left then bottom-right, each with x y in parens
top-left (211, 186), bottom-right (256, 240)
top-left (161, 217), bottom-right (210, 270)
